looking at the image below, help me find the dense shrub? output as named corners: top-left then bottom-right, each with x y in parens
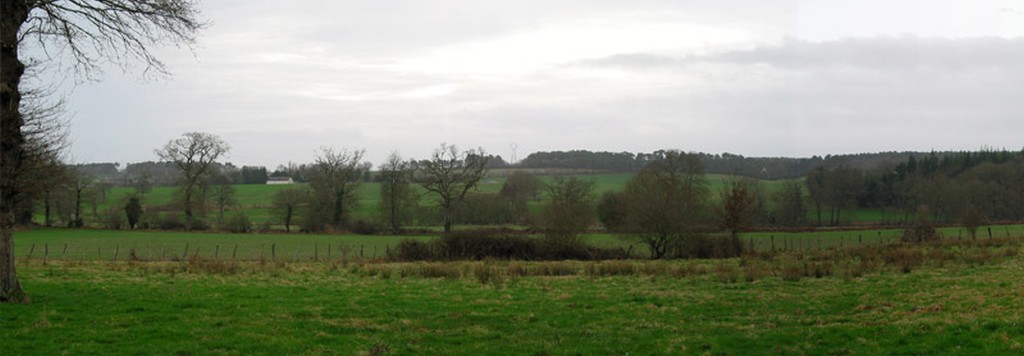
top-left (223, 214), bottom-right (252, 233)
top-left (902, 224), bottom-right (939, 243)
top-left (435, 229), bottom-right (539, 260)
top-left (159, 213), bottom-right (185, 230)
top-left (101, 207), bottom-right (125, 230)
top-left (391, 239), bottom-right (434, 261)
top-left (351, 220), bottom-right (380, 235)
top-left (188, 219), bottom-right (210, 231)
top-left (388, 229), bottom-right (636, 261)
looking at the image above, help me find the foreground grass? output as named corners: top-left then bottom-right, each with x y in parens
top-left (3, 240), bottom-right (1024, 354)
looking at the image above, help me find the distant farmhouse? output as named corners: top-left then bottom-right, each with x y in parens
top-left (267, 177), bottom-right (294, 185)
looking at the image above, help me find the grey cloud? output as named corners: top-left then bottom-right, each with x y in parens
top-left (581, 36), bottom-right (1024, 70)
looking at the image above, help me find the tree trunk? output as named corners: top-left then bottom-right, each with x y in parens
top-left (44, 191), bottom-right (51, 227)
top-left (1, 0), bottom-right (31, 303)
top-left (442, 203), bottom-right (453, 233)
top-left (73, 187), bottom-right (83, 227)
top-left (183, 184), bottom-right (194, 229)
top-left (284, 206), bottom-right (292, 232)
top-left (389, 182), bottom-right (399, 232)
top-left (815, 202), bottom-right (822, 226)
top-left (333, 190), bottom-right (344, 228)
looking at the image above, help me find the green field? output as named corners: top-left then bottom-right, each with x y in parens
top-left (3, 238), bottom-right (1023, 354)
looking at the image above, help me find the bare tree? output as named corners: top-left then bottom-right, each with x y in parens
top-left (719, 179), bottom-right (760, 257)
top-left (417, 144), bottom-right (488, 233)
top-left (272, 187), bottom-right (308, 233)
top-left (622, 150), bottom-right (711, 259)
top-left (305, 147), bottom-right (370, 231)
top-left (155, 132), bottom-right (229, 229)
top-left (541, 176), bottom-right (595, 258)
top-left (378, 151), bottom-right (416, 233)
top-left (500, 171), bottom-right (542, 222)
top-left (2, 1), bottom-right (203, 303)
top-left (772, 181), bottom-right (807, 227)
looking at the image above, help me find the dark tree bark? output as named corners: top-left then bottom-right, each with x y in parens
top-left (0, 0), bottom-right (31, 304)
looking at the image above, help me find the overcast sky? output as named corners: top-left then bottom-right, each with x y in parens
top-left (41, 0), bottom-right (1024, 168)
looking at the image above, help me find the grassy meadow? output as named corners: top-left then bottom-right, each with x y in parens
top-left (3, 236), bottom-right (1024, 354)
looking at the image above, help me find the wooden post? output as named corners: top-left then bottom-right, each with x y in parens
top-left (770, 235), bottom-right (775, 253)
top-left (182, 243), bottom-right (190, 260)
top-left (328, 244), bottom-right (332, 259)
top-left (233, 245), bottom-right (238, 260)
top-left (44, 243), bottom-right (48, 264)
top-left (26, 243), bottom-right (35, 260)
top-left (62, 243), bottom-right (68, 259)
top-left (113, 245), bottom-right (120, 261)
top-left (858, 234), bottom-right (862, 244)
top-left (360, 245), bottom-right (364, 258)
top-left (314, 243), bottom-right (319, 262)
top-left (272, 243), bottom-right (276, 261)
top-left (215, 245), bottom-right (220, 259)
top-left (988, 227), bottom-right (993, 240)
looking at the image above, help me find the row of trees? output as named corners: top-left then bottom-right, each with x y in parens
top-left (807, 150), bottom-right (1024, 232)
top-left (519, 150), bottom-right (925, 179)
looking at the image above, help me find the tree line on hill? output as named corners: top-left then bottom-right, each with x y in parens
top-left (808, 149), bottom-right (1024, 235)
top-left (518, 150), bottom-right (935, 179)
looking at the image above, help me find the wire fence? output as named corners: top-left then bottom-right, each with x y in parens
top-left (16, 225), bottom-right (1023, 263)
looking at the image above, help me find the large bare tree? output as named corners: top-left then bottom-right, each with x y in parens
top-left (378, 151), bottom-right (416, 233)
top-left (156, 132), bottom-right (228, 229)
top-left (2, 1), bottom-right (203, 303)
top-left (622, 150), bottom-right (711, 259)
top-left (417, 143), bottom-right (488, 233)
top-left (305, 147), bottom-right (370, 231)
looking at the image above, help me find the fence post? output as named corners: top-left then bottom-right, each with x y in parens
top-left (62, 243), bottom-right (68, 259)
top-left (328, 244), bottom-right (332, 260)
top-left (360, 245), bottom-right (364, 258)
top-left (215, 245), bottom-right (220, 259)
top-left (182, 243), bottom-right (190, 260)
top-left (113, 245), bottom-right (120, 261)
top-left (314, 243), bottom-right (319, 262)
top-left (272, 243), bottom-right (276, 261)
top-left (44, 243), bottom-right (48, 264)
top-left (770, 235), bottom-right (775, 253)
top-left (233, 245), bottom-right (238, 260)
